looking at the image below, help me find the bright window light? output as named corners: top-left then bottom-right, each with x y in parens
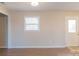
top-left (24, 17), bottom-right (40, 31)
top-left (68, 20), bottom-right (76, 33)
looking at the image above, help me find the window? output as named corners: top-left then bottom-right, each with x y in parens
top-left (68, 20), bottom-right (76, 33)
top-left (24, 17), bottom-right (40, 31)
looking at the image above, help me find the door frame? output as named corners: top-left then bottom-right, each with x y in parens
top-left (0, 13), bottom-right (8, 48)
top-left (65, 16), bottom-right (79, 47)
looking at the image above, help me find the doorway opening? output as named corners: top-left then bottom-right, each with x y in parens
top-left (0, 13), bottom-right (8, 48)
top-left (65, 16), bottom-right (79, 47)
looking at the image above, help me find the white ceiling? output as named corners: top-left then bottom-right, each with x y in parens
top-left (4, 2), bottom-right (79, 11)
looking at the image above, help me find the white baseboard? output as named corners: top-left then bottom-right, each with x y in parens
top-left (8, 45), bottom-right (66, 48)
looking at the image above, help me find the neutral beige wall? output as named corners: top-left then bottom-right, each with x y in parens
top-left (9, 11), bottom-right (65, 48)
top-left (9, 11), bottom-right (79, 48)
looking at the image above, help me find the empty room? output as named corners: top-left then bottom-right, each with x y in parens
top-left (0, 2), bottom-right (79, 56)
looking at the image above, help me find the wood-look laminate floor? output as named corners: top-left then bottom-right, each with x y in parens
top-left (0, 48), bottom-right (7, 56)
top-left (0, 48), bottom-right (79, 56)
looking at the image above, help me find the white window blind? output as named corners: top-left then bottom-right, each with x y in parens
top-left (24, 17), bottom-right (40, 31)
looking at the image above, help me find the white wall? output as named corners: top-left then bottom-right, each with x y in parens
top-left (9, 11), bottom-right (67, 48)
top-left (8, 11), bottom-right (79, 48)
